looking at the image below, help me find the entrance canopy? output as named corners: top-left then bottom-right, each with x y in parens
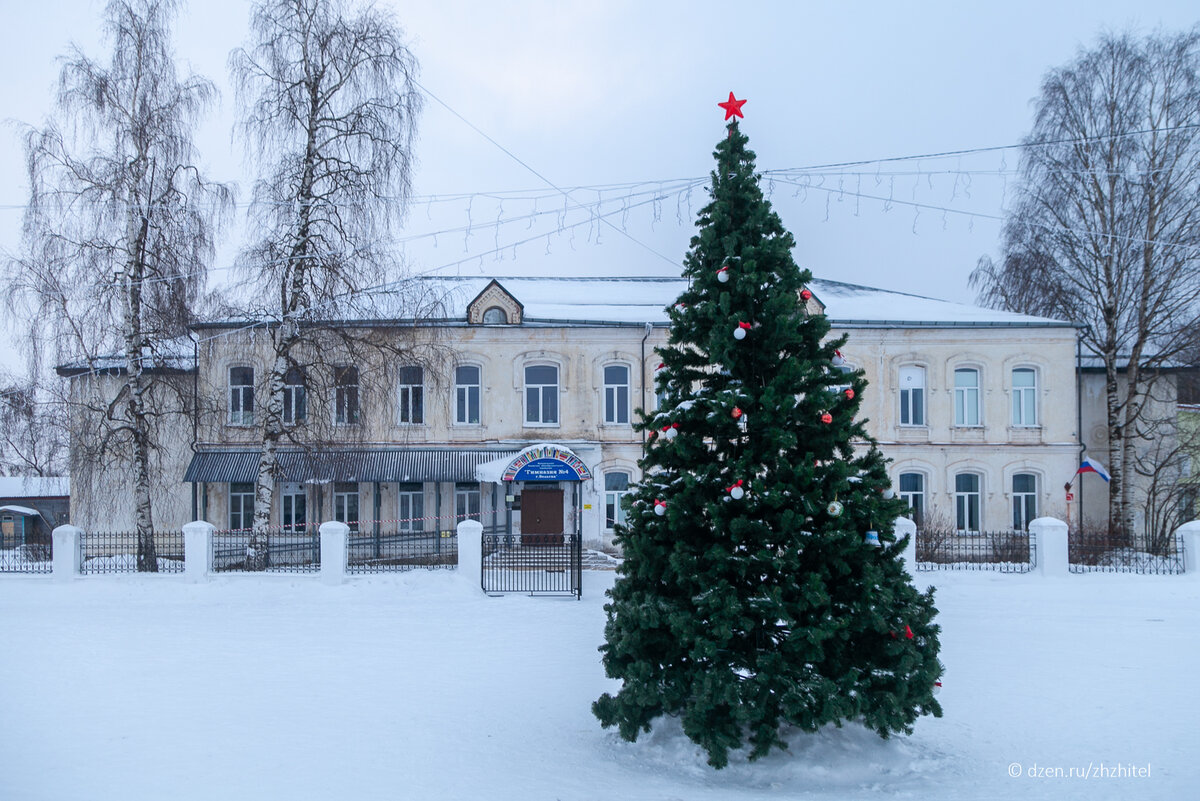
top-left (476, 444), bottom-right (593, 483)
top-left (184, 448), bottom-right (520, 484)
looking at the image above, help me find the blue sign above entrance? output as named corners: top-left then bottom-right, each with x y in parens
top-left (512, 458), bottom-right (583, 482)
top-left (503, 445), bottom-right (592, 482)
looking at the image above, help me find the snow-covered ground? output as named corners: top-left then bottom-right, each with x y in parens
top-left (2, 568), bottom-right (1196, 800)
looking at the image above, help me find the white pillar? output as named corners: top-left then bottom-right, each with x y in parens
top-left (319, 521), bottom-right (349, 585)
top-left (457, 520), bottom-right (483, 593)
top-left (894, 516), bottom-right (919, 578)
top-left (1176, 520), bottom-right (1200, 576)
top-left (1030, 516), bottom-right (1069, 577)
top-left (182, 521), bottom-right (213, 583)
top-left (51, 524), bottom-right (82, 580)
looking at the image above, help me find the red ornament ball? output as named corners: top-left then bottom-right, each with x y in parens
top-left (800, 289), bottom-right (813, 301)
top-left (732, 407), bottom-right (743, 419)
top-left (844, 388), bottom-right (855, 399)
top-left (821, 412), bottom-right (833, 424)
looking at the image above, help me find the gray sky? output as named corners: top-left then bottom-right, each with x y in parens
top-left (3, 0), bottom-right (1198, 370)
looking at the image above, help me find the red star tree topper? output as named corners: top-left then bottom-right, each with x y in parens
top-left (718, 91), bottom-right (746, 120)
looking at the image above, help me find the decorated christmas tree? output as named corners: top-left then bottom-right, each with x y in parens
top-left (593, 95), bottom-right (943, 768)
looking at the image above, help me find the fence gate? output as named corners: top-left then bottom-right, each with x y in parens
top-left (481, 532), bottom-right (582, 598)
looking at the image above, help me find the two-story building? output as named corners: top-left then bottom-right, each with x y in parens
top-left (65, 275), bottom-right (1084, 545)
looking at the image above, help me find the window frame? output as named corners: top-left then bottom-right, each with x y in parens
top-left (955, 472), bottom-right (982, 534)
top-left (280, 482), bottom-right (307, 532)
top-left (1011, 367), bottom-right (1038, 428)
top-left (333, 365), bottom-right (360, 426)
top-left (898, 365), bottom-right (926, 427)
top-left (333, 481), bottom-right (359, 533)
top-left (454, 364), bottom-right (482, 426)
top-left (282, 367), bottom-right (307, 426)
top-left (898, 471), bottom-right (926, 527)
top-left (397, 483), bottom-right (424, 531)
top-left (455, 482), bottom-right (481, 523)
top-left (229, 482), bottom-right (255, 531)
top-left (954, 367), bottom-right (982, 427)
top-left (604, 471), bottom-right (632, 531)
top-left (1012, 473), bottom-right (1038, 531)
top-left (603, 364), bottom-right (631, 425)
top-left (228, 366), bottom-right (255, 427)
top-left (397, 365), bottom-right (425, 425)
top-left (524, 363), bottom-right (560, 427)
top-left (482, 306), bottom-right (508, 325)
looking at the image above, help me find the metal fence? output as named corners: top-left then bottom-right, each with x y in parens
top-left (212, 527), bottom-right (319, 573)
top-left (346, 524), bottom-right (458, 574)
top-left (915, 529), bottom-right (1036, 573)
top-left (0, 541), bottom-right (52, 574)
top-left (79, 531), bottom-right (186, 574)
top-left (481, 532), bottom-right (582, 598)
top-left (1068, 529), bottom-right (1185, 575)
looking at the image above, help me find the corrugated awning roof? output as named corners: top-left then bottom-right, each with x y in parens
top-left (184, 448), bottom-right (521, 484)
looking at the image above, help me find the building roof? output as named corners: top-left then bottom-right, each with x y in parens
top-left (0, 477), bottom-right (69, 498)
top-left (184, 448), bottom-right (521, 484)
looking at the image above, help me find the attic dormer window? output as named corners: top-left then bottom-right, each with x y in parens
top-left (482, 306), bottom-right (508, 325)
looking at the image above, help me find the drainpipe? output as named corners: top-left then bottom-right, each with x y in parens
top-left (640, 322), bottom-right (653, 445)
top-left (1076, 326), bottom-right (1087, 527)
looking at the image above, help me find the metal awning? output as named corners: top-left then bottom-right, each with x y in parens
top-left (184, 448), bottom-right (521, 484)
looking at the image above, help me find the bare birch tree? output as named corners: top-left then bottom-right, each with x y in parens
top-left (7, 0), bottom-right (230, 569)
top-left (229, 0), bottom-right (422, 568)
top-left (972, 29), bottom-right (1200, 534)
top-left (0, 372), bottom-right (68, 478)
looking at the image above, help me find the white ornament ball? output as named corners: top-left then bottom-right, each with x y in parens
top-left (717, 270), bottom-right (729, 283)
top-left (664, 427), bottom-right (678, 440)
top-left (730, 486), bottom-right (744, 500)
top-left (733, 326), bottom-right (746, 340)
top-left (883, 488), bottom-right (896, 500)
top-left (654, 504), bottom-right (665, 516)
top-left (831, 353), bottom-right (846, 366)
top-left (827, 500), bottom-right (844, 517)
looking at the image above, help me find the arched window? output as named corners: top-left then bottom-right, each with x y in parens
top-left (524, 364), bottom-right (559, 425)
top-left (1012, 473), bottom-right (1037, 530)
top-left (397, 365), bottom-right (424, 425)
top-left (1012, 368), bottom-right (1038, 427)
top-left (282, 367), bottom-right (306, 425)
top-left (954, 368), bottom-right (981, 426)
top-left (455, 365), bottom-right (481, 425)
top-left (604, 364), bottom-right (630, 424)
top-left (898, 472), bottom-right (925, 526)
top-left (229, 367), bottom-right (254, 426)
top-left (605, 471), bottom-right (631, 530)
top-left (899, 366), bottom-right (925, 426)
top-left (482, 306), bottom-right (507, 325)
top-left (955, 473), bottom-right (982, 533)
top-left (334, 366), bottom-right (360, 425)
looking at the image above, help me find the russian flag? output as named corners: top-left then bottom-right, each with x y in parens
top-left (1077, 456), bottom-right (1111, 482)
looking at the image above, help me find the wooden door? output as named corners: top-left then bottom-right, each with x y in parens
top-left (521, 489), bottom-right (564, 546)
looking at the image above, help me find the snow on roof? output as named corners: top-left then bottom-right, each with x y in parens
top-left (0, 477), bottom-right (70, 498)
top-left (398, 275), bottom-right (1070, 327)
top-left (0, 505), bottom-right (40, 516)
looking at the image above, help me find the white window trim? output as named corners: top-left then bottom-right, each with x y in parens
top-left (453, 364), bottom-right (483, 427)
top-left (228, 366), bottom-right (255, 427)
top-left (954, 472), bottom-right (983, 534)
top-left (523, 363), bottom-right (561, 428)
top-left (1010, 367), bottom-right (1039, 428)
top-left (953, 367), bottom-right (983, 428)
top-left (602, 363), bottom-right (632, 426)
top-left (396, 366), bottom-right (424, 426)
top-left (333, 366), bottom-right (360, 427)
top-left (898, 364), bottom-right (927, 428)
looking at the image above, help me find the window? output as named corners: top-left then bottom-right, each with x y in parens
top-left (334, 366), bottom-right (359, 425)
top-left (282, 367), bottom-right (306, 425)
top-left (1012, 368), bottom-right (1037, 427)
top-left (605, 471), bottom-right (631, 530)
top-left (899, 366), bottom-right (925, 426)
top-left (525, 364), bottom-right (559, 425)
top-left (397, 483), bottom-right (424, 531)
top-left (455, 365), bottom-right (481, 425)
top-left (281, 483), bottom-right (307, 532)
top-left (482, 306), bottom-right (507, 325)
top-left (229, 482), bottom-right (255, 530)
top-left (954, 368), bottom-right (981, 426)
top-left (455, 483), bottom-right (481, 522)
top-left (955, 473), bottom-right (981, 534)
top-left (1012, 473), bottom-right (1037, 531)
top-left (334, 482), bottom-right (359, 533)
top-left (604, 365), bottom-right (630, 424)
top-left (398, 366), bottom-right (424, 425)
top-left (898, 472), bottom-right (925, 527)
top-left (229, 367), bottom-right (254, 425)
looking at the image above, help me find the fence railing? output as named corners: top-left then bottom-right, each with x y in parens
top-left (79, 530), bottom-right (185, 574)
top-left (346, 526), bottom-right (458, 574)
top-left (1068, 529), bottom-right (1186, 575)
top-left (481, 532), bottom-right (582, 598)
top-left (0, 541), bottom-right (53, 574)
top-left (915, 529), bottom-right (1036, 573)
top-left (212, 526), bottom-right (320, 573)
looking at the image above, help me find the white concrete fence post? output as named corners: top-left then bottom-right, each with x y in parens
top-left (1176, 520), bottom-right (1200, 576)
top-left (894, 516), bottom-right (919, 579)
top-left (457, 520), bottom-right (483, 593)
top-left (182, 521), bottom-right (213, 583)
top-left (1030, 517), bottom-right (1069, 577)
top-left (51, 524), bottom-right (82, 580)
top-left (319, 521), bottom-right (349, 585)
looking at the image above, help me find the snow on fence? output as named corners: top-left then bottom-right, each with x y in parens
top-left (211, 526), bottom-right (320, 573)
top-left (1067, 527), bottom-right (1186, 575)
top-left (914, 529), bottom-right (1036, 573)
top-left (79, 530), bottom-right (186, 574)
top-left (0, 540), bottom-right (52, 574)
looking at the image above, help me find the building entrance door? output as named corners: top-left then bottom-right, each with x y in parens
top-left (521, 488), bottom-right (564, 546)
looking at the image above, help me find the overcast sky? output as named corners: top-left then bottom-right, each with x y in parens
top-left (2, 0), bottom-right (1198, 371)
